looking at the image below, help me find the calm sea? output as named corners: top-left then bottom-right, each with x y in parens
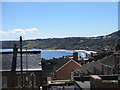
top-left (0, 49), bottom-right (86, 60)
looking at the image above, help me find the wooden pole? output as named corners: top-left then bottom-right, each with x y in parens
top-left (20, 36), bottom-right (23, 89)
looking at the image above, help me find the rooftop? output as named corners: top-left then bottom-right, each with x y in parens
top-left (101, 52), bottom-right (120, 67)
top-left (73, 52), bottom-right (120, 75)
top-left (75, 81), bottom-right (90, 90)
top-left (74, 60), bottom-right (102, 75)
top-left (42, 57), bottom-right (71, 77)
top-left (1, 51), bottom-right (42, 71)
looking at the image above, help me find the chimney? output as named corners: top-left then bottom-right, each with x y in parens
top-left (73, 52), bottom-right (78, 61)
top-left (11, 44), bottom-right (18, 71)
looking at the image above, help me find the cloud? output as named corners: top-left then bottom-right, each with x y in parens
top-left (1, 28), bottom-right (38, 36)
top-left (26, 28), bottom-right (38, 32)
top-left (13, 29), bottom-right (24, 32)
top-left (12, 29), bottom-right (26, 35)
top-left (0, 31), bottom-right (7, 35)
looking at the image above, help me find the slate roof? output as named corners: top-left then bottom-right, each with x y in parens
top-left (74, 52), bottom-right (120, 75)
top-left (42, 57), bottom-right (71, 78)
top-left (101, 53), bottom-right (120, 67)
top-left (53, 57), bottom-right (71, 71)
top-left (74, 61), bottom-right (102, 75)
top-left (73, 56), bottom-right (109, 75)
top-left (101, 54), bottom-right (115, 67)
top-left (1, 51), bottom-right (42, 71)
top-left (75, 81), bottom-right (90, 89)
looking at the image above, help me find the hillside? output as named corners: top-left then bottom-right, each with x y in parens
top-left (1, 30), bottom-right (120, 51)
top-left (108, 30), bottom-right (120, 37)
top-left (26, 38), bottom-right (116, 50)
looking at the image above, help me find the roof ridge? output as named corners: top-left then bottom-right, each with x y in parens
top-left (56, 59), bottom-right (81, 72)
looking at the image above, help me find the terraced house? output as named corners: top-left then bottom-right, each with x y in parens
top-left (1, 45), bottom-right (42, 89)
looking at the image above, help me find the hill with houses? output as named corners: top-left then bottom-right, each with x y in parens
top-left (1, 30), bottom-right (120, 51)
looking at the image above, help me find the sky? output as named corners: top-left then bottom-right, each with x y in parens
top-left (1, 2), bottom-right (118, 40)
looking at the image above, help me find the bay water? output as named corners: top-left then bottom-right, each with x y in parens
top-left (0, 49), bottom-right (86, 60)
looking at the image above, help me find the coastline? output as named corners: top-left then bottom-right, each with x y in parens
top-left (0, 49), bottom-right (96, 54)
top-left (40, 49), bottom-right (97, 54)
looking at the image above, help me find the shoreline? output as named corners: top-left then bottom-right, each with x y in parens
top-left (40, 49), bottom-right (97, 54)
top-left (1, 49), bottom-right (96, 54)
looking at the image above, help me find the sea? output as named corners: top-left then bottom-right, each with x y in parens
top-left (0, 49), bottom-right (86, 60)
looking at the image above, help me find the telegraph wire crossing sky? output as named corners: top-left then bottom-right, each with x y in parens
top-left (1, 2), bottom-right (118, 40)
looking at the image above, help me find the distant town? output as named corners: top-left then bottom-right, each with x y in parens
top-left (1, 30), bottom-right (120, 90)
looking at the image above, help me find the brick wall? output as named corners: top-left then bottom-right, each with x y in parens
top-left (56, 60), bottom-right (80, 80)
top-left (90, 75), bottom-right (120, 90)
top-left (2, 71), bottom-right (17, 88)
top-left (2, 70), bottom-right (42, 88)
top-left (90, 75), bottom-right (102, 90)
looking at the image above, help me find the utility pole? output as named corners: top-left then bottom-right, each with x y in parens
top-left (20, 36), bottom-right (23, 89)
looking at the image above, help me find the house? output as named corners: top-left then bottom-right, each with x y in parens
top-left (42, 56), bottom-right (81, 90)
top-left (74, 75), bottom-right (119, 90)
top-left (73, 51), bottom-right (117, 77)
top-left (73, 60), bottom-right (102, 76)
top-left (1, 45), bottom-right (42, 89)
top-left (101, 52), bottom-right (120, 75)
top-left (55, 59), bottom-right (81, 80)
top-left (90, 75), bottom-right (119, 90)
top-left (42, 56), bottom-right (81, 87)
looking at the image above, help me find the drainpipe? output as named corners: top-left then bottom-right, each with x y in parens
top-left (11, 44), bottom-right (18, 88)
top-left (11, 44), bottom-right (18, 71)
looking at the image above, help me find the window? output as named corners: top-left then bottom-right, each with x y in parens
top-left (17, 75), bottom-right (25, 86)
top-left (29, 73), bottom-right (36, 87)
top-left (104, 66), bottom-right (108, 75)
top-left (2, 76), bottom-right (7, 88)
top-left (110, 68), bottom-right (113, 75)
